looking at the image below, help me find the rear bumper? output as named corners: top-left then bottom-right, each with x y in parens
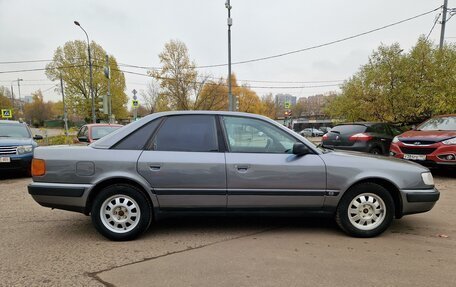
top-left (28, 182), bottom-right (93, 214)
top-left (401, 188), bottom-right (440, 215)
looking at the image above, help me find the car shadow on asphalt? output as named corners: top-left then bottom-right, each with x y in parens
top-left (431, 168), bottom-right (455, 179)
top-left (0, 171), bottom-right (30, 180)
top-left (140, 215), bottom-right (342, 239)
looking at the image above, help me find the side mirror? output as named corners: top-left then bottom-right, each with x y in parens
top-left (33, 135), bottom-right (43, 140)
top-left (292, 143), bottom-right (311, 155)
top-left (78, 136), bottom-right (89, 143)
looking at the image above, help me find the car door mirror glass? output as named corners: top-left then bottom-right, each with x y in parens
top-left (78, 136), bottom-right (88, 142)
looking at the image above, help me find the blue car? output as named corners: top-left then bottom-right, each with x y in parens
top-left (0, 120), bottom-right (42, 175)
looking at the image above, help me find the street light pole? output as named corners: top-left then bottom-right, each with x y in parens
top-left (225, 0), bottom-right (233, 111)
top-left (10, 82), bottom-right (15, 108)
top-left (74, 20), bottom-right (96, 123)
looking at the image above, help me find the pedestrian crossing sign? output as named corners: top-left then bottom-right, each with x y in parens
top-left (1, 109), bottom-right (12, 119)
top-left (132, 100), bottom-right (139, 108)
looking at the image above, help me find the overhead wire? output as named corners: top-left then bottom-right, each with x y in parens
top-left (426, 12), bottom-right (442, 40)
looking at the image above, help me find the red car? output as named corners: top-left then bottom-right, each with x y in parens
top-left (389, 114), bottom-right (456, 168)
top-left (75, 124), bottom-right (123, 144)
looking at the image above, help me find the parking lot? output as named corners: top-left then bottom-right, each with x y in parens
top-left (0, 169), bottom-right (454, 287)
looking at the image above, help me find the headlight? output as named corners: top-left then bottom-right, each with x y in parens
top-left (442, 137), bottom-right (456, 145)
top-left (17, 145), bottom-right (33, 154)
top-left (421, 172), bottom-right (434, 186)
top-left (392, 136), bottom-right (399, 143)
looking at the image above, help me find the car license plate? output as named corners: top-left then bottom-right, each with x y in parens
top-left (403, 154), bottom-right (426, 161)
top-left (0, 157), bottom-right (11, 163)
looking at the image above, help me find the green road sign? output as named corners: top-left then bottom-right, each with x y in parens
top-left (284, 101), bottom-right (291, 109)
top-left (132, 100), bottom-right (139, 108)
top-left (1, 109), bottom-right (12, 119)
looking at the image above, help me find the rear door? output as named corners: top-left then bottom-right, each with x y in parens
top-left (323, 125), bottom-right (367, 147)
top-left (137, 115), bottom-right (226, 209)
top-left (367, 124), bottom-right (393, 153)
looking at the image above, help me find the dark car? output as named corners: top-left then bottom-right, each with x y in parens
top-left (322, 123), bottom-right (403, 155)
top-left (389, 114), bottom-right (456, 168)
top-left (75, 123), bottom-right (123, 144)
top-left (0, 120), bottom-right (42, 175)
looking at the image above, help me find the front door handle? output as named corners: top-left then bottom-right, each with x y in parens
top-left (235, 165), bottom-right (250, 173)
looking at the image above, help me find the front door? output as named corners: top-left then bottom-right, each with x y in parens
top-left (137, 115), bottom-right (226, 209)
top-left (221, 116), bottom-right (326, 209)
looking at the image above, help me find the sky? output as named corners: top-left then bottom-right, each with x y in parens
top-left (0, 0), bottom-right (454, 104)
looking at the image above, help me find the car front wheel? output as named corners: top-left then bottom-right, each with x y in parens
top-left (91, 184), bottom-right (152, 241)
top-left (336, 182), bottom-right (394, 237)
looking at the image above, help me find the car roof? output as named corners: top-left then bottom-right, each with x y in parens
top-left (84, 123), bottom-right (123, 127)
top-left (0, 120), bottom-right (22, 124)
top-left (335, 122), bottom-right (377, 127)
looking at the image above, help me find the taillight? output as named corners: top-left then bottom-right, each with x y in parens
top-left (349, 133), bottom-right (373, 141)
top-left (322, 134), bottom-right (328, 140)
top-left (31, 159), bottom-right (46, 176)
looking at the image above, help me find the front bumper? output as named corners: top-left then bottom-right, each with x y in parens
top-left (390, 143), bottom-right (456, 167)
top-left (28, 182), bottom-right (93, 214)
top-left (401, 188), bottom-right (440, 216)
top-left (0, 154), bottom-right (32, 171)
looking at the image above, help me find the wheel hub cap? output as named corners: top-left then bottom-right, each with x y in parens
top-left (348, 193), bottom-right (386, 231)
top-left (100, 195), bottom-right (141, 234)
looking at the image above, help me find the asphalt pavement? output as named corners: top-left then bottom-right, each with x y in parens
top-left (0, 170), bottom-right (455, 286)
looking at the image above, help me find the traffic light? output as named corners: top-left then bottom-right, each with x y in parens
top-left (233, 96), bottom-right (239, 111)
top-left (98, 95), bottom-right (109, 115)
top-left (284, 111), bottom-right (289, 117)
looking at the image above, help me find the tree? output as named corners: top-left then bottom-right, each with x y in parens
top-left (150, 40), bottom-right (197, 110)
top-left (326, 37), bottom-right (456, 123)
top-left (45, 40), bottom-right (128, 122)
top-left (140, 80), bottom-right (161, 113)
top-left (0, 86), bottom-right (13, 110)
top-left (260, 93), bottom-right (276, 119)
top-left (23, 90), bottom-right (55, 126)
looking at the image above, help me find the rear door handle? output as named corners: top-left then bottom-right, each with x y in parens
top-left (149, 164), bottom-right (161, 171)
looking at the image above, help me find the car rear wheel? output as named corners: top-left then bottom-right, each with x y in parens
top-left (336, 182), bottom-right (394, 237)
top-left (91, 184), bottom-right (152, 241)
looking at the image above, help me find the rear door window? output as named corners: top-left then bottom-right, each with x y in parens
top-left (152, 115), bottom-right (219, 152)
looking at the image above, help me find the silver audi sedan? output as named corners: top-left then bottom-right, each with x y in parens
top-left (28, 111), bottom-right (439, 241)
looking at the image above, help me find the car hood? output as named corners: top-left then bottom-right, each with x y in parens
top-left (0, 138), bottom-right (34, 146)
top-left (398, 130), bottom-right (456, 143)
top-left (322, 149), bottom-right (427, 170)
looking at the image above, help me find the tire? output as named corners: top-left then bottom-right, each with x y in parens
top-left (91, 184), bottom-right (152, 241)
top-left (335, 182), bottom-right (394, 237)
top-left (369, 147), bottom-right (382, 155)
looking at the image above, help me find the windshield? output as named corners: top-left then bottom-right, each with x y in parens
top-left (418, 116), bottom-right (456, 131)
top-left (0, 124), bottom-right (31, 138)
top-left (91, 126), bottom-right (121, 140)
top-left (331, 125), bottom-right (367, 134)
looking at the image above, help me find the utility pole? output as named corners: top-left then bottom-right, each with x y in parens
top-left (60, 74), bottom-right (69, 139)
top-left (440, 0), bottom-right (448, 50)
top-left (17, 78), bottom-right (23, 115)
top-left (226, 0), bottom-right (233, 111)
top-left (105, 54), bottom-right (112, 123)
top-left (10, 83), bottom-right (14, 108)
